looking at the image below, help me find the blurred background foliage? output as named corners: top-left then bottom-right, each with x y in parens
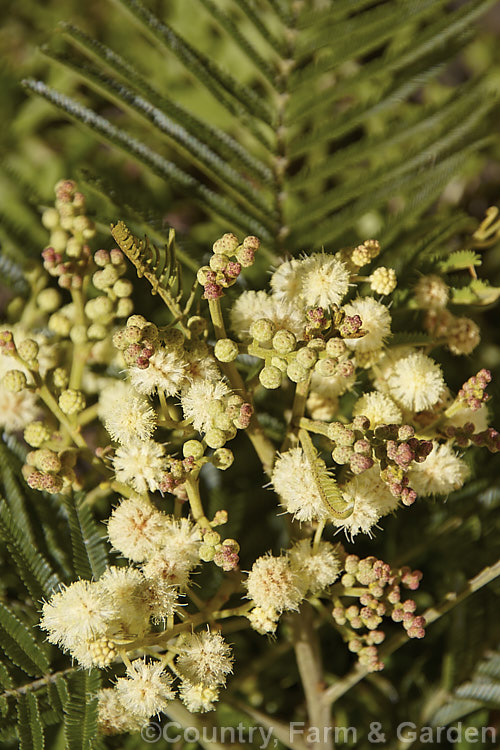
top-left (1, 1), bottom-right (500, 748)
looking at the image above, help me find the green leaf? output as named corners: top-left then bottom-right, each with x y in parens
top-left (0, 500), bottom-right (60, 603)
top-left (450, 279), bottom-right (500, 306)
top-left (63, 670), bottom-right (100, 750)
top-left (60, 23), bottom-right (273, 184)
top-left (0, 439), bottom-right (34, 547)
top-left (431, 648), bottom-right (500, 726)
top-left (22, 80), bottom-right (274, 242)
top-left (114, 0), bottom-right (275, 129)
top-left (0, 660), bottom-right (13, 690)
top-left (61, 494), bottom-right (108, 580)
top-left (439, 250), bottom-right (482, 272)
top-left (197, 0), bottom-right (277, 82)
top-left (0, 603), bottom-right (49, 677)
top-left (42, 47), bottom-right (275, 222)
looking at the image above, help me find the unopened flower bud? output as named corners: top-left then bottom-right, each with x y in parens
top-left (211, 448), bottom-right (234, 470)
top-left (250, 318), bottom-right (275, 344)
top-left (259, 365), bottom-right (282, 389)
top-left (59, 389), bottom-right (86, 415)
top-left (17, 339), bottom-right (39, 362)
top-left (3, 370), bottom-right (28, 392)
top-left (205, 429), bottom-right (227, 449)
top-left (272, 330), bottom-right (296, 354)
top-left (214, 338), bottom-right (239, 362)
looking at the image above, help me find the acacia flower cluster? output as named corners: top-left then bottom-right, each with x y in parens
top-left (2, 181), bottom-right (498, 737)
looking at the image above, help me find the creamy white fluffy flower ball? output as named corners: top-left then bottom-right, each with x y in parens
top-left (115, 659), bottom-right (175, 720)
top-left (272, 447), bottom-right (333, 522)
top-left (296, 253), bottom-right (350, 308)
top-left (98, 380), bottom-right (156, 443)
top-left (40, 579), bottom-right (116, 651)
top-left (246, 554), bottom-right (304, 613)
top-left (179, 681), bottom-right (219, 713)
top-left (230, 290), bottom-right (305, 340)
top-left (386, 351), bottom-right (445, 412)
top-left (289, 540), bottom-right (342, 593)
top-left (112, 439), bottom-right (165, 493)
top-left (180, 378), bottom-right (230, 433)
top-left (336, 466), bottom-right (399, 538)
top-left (129, 348), bottom-right (187, 396)
top-left (107, 496), bottom-right (170, 562)
top-left (352, 391), bottom-right (402, 427)
top-left (176, 630), bottom-right (233, 688)
top-left (408, 442), bottom-right (469, 496)
top-left (343, 297), bottom-right (391, 352)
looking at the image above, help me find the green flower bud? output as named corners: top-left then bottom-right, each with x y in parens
top-left (207, 400), bottom-right (225, 417)
top-left (66, 237), bottom-right (82, 258)
top-left (41, 208), bottom-right (60, 230)
top-left (315, 357), bottom-right (337, 377)
top-left (199, 544), bottom-right (216, 562)
top-left (211, 448), bottom-right (234, 470)
top-left (209, 253), bottom-right (230, 272)
top-left (17, 339), bottom-right (39, 362)
top-left (24, 421), bottom-right (51, 448)
top-left (196, 266), bottom-right (212, 286)
top-left (204, 530), bottom-right (221, 546)
top-left (187, 316), bottom-right (208, 336)
top-left (2, 370), bottom-right (27, 392)
top-left (85, 296), bottom-right (114, 321)
top-left (49, 229), bottom-right (68, 252)
top-left (116, 298), bottom-right (134, 318)
top-left (59, 389), bottom-right (86, 415)
top-left (272, 329), bottom-right (296, 354)
top-left (295, 347), bottom-right (318, 369)
top-left (213, 233), bottom-right (239, 254)
top-left (183, 440), bottom-right (204, 460)
top-left (53, 368), bottom-right (69, 389)
top-left (250, 318), bottom-right (275, 344)
top-left (215, 414), bottom-right (233, 432)
top-left (259, 365), bottom-right (282, 389)
top-left (205, 428), bottom-right (227, 449)
top-left (113, 279), bottom-right (133, 298)
top-left (37, 287), bottom-right (62, 313)
top-left (48, 312), bottom-right (71, 337)
top-left (325, 338), bottom-right (347, 357)
top-left (70, 325), bottom-right (87, 345)
top-left (214, 338), bottom-right (239, 362)
top-left (87, 323), bottom-right (108, 340)
top-left (270, 356), bottom-right (288, 372)
top-left (286, 361), bottom-right (309, 383)
top-left (93, 266), bottom-right (119, 290)
top-left (34, 449), bottom-right (61, 473)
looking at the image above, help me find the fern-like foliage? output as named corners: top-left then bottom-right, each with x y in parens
top-left (429, 647), bottom-right (500, 727)
top-left (20, 0), bottom-right (499, 262)
top-left (0, 435), bottom-right (107, 748)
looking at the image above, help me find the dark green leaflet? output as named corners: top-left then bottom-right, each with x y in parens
top-left (298, 429), bottom-right (353, 520)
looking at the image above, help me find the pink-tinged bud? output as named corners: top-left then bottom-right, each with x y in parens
top-left (135, 357), bottom-right (150, 369)
top-left (225, 261), bottom-right (241, 279)
top-left (203, 282), bottom-right (223, 300)
top-left (398, 425), bottom-right (415, 440)
top-left (58, 274), bottom-right (72, 289)
top-left (338, 360), bottom-right (355, 377)
top-left (339, 314), bottom-right (363, 337)
top-left (243, 235), bottom-right (260, 251)
top-left (352, 415), bottom-right (370, 432)
top-left (110, 248), bottom-right (124, 265)
top-left (349, 453), bottom-right (374, 475)
top-left (94, 249), bottom-right (110, 266)
top-left (387, 586), bottom-right (400, 604)
top-left (236, 246), bottom-right (255, 267)
top-left (71, 275), bottom-right (83, 290)
top-left (401, 487), bottom-right (417, 506)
